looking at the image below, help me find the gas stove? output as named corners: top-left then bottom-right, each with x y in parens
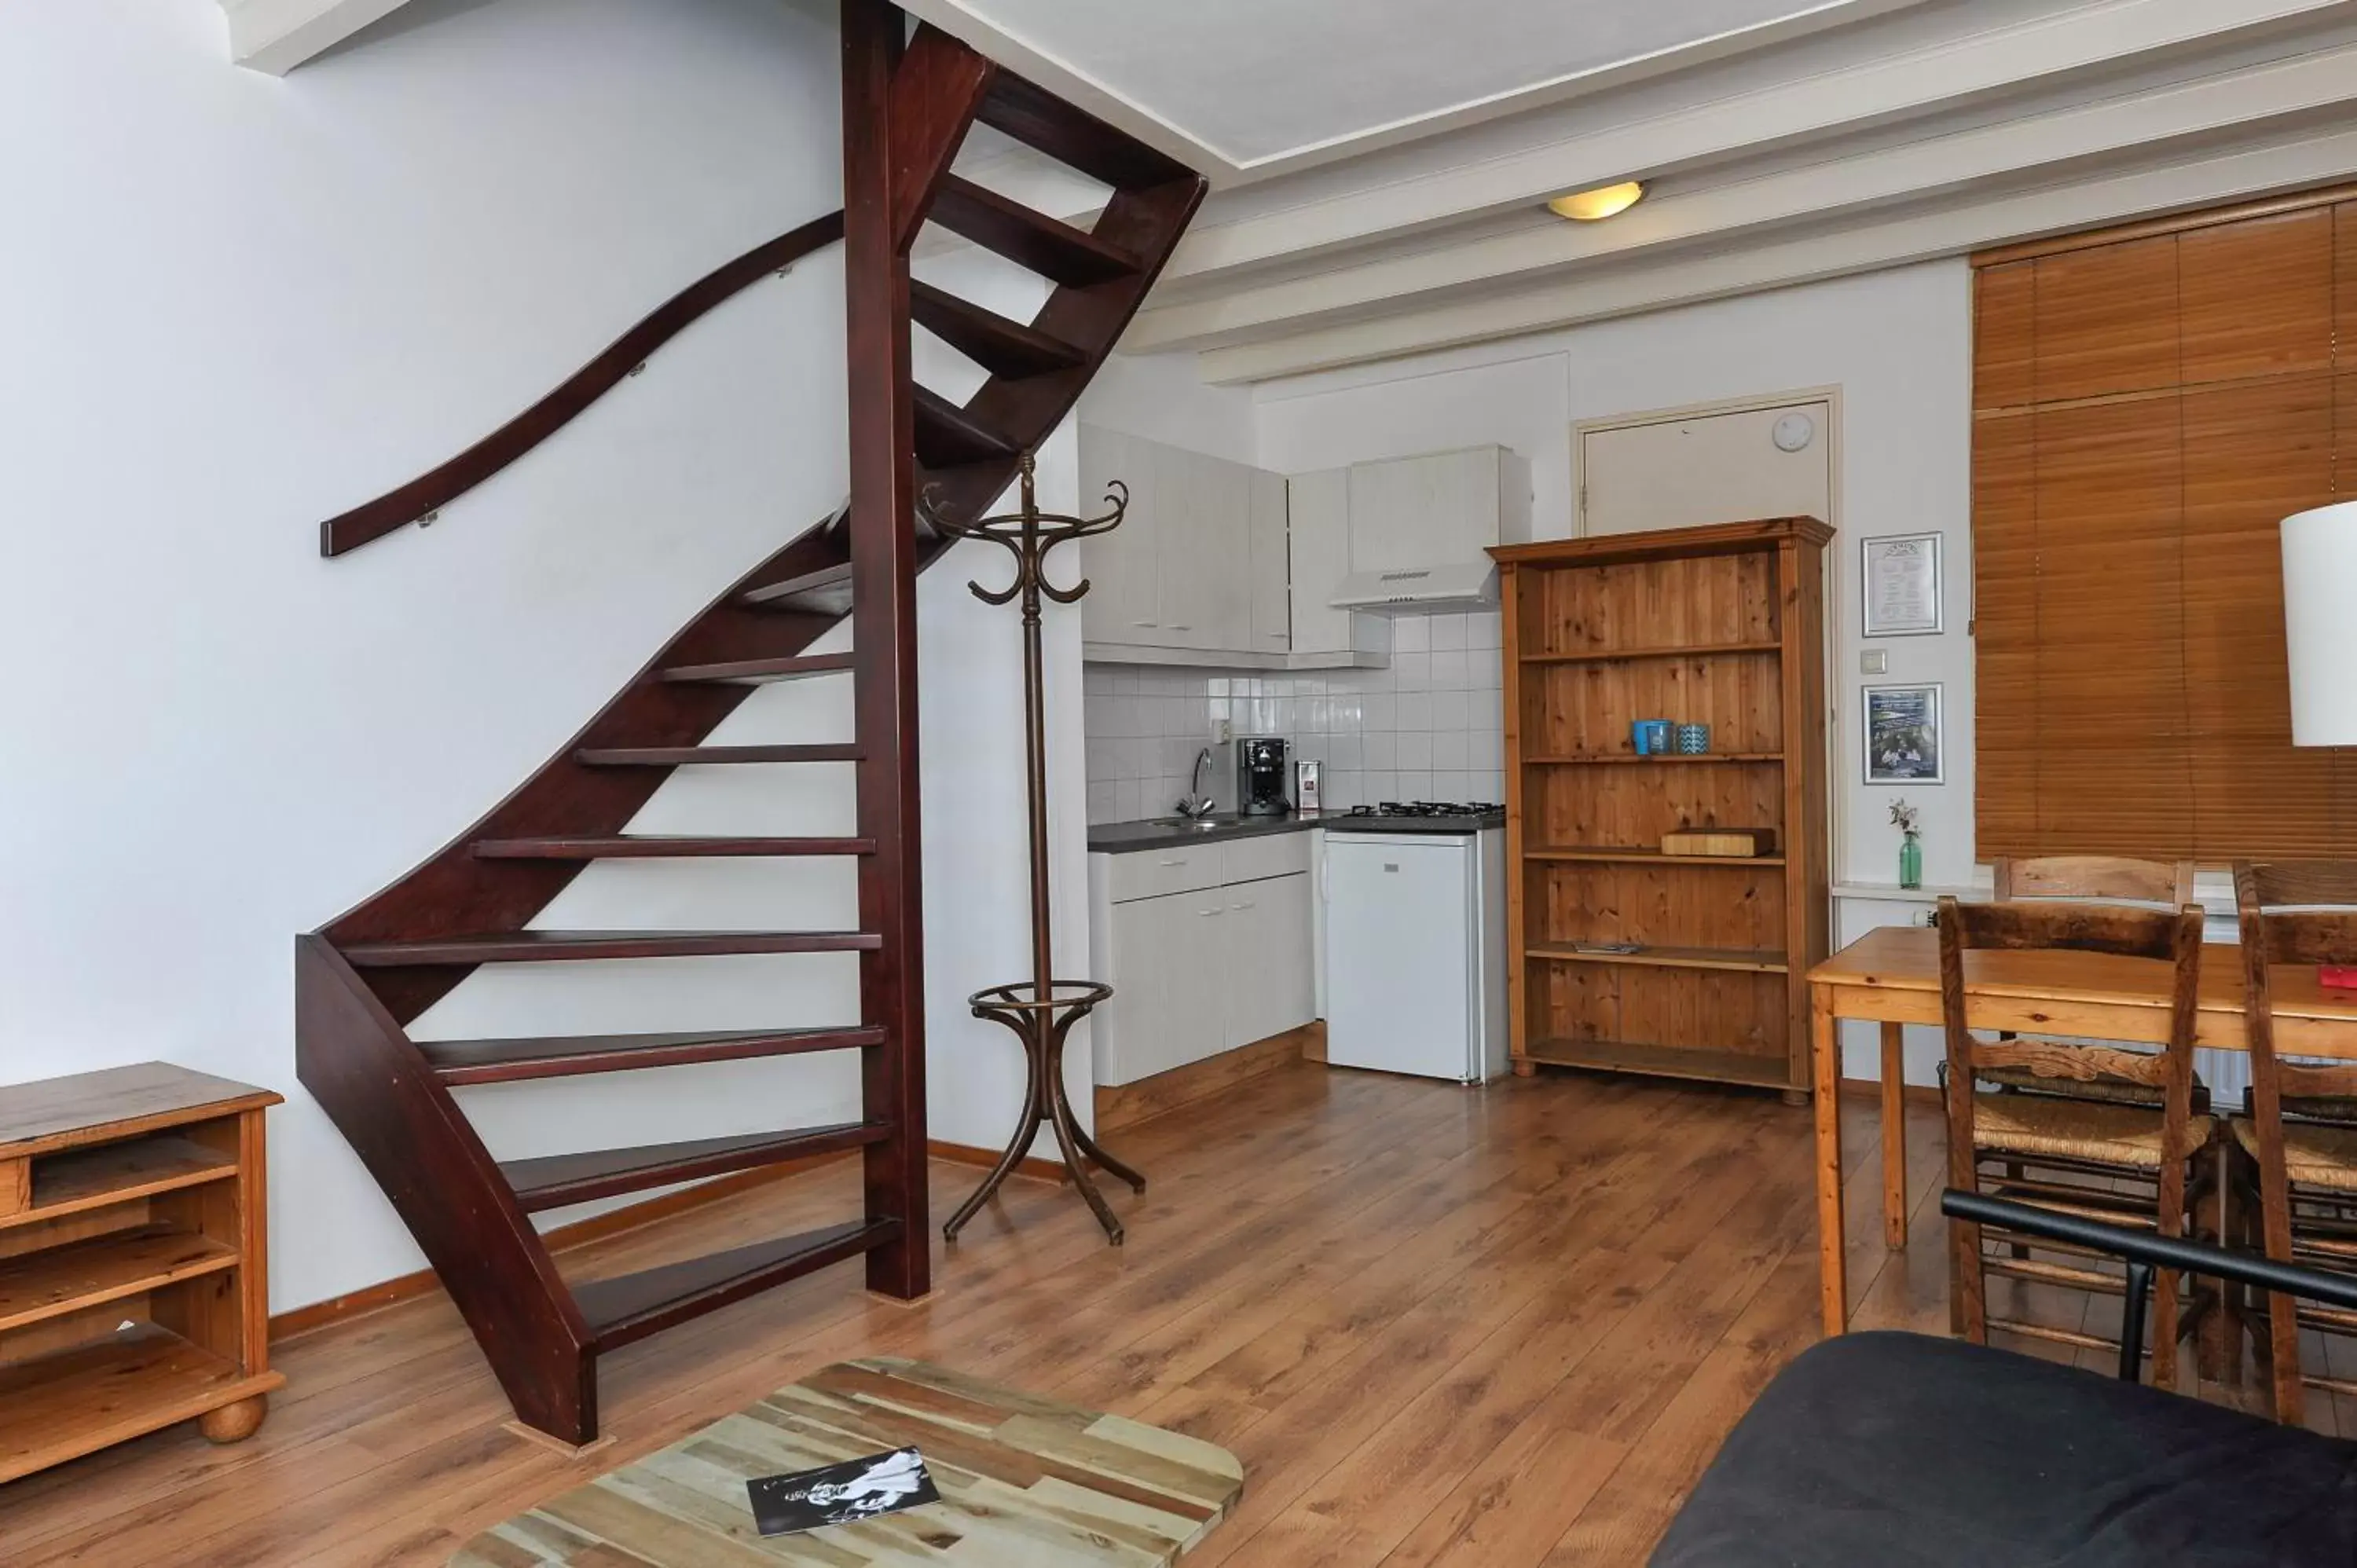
top-left (1327, 800), bottom-right (1505, 833)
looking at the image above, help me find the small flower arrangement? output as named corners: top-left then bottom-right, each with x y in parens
top-left (1890, 799), bottom-right (1923, 889)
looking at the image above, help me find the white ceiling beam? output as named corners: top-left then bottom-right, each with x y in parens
top-left (1131, 38), bottom-right (2357, 352)
top-left (218, 0), bottom-right (417, 75)
top-left (1164, 0), bottom-right (2357, 285)
top-left (1197, 124), bottom-right (2357, 383)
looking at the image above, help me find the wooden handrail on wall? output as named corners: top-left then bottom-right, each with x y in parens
top-left (317, 209), bottom-right (847, 558)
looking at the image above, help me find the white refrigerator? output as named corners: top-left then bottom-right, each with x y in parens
top-left (1323, 829), bottom-right (1508, 1083)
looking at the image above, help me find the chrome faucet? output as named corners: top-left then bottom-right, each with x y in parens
top-left (1175, 746), bottom-right (1217, 819)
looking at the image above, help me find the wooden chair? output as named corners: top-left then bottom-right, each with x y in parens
top-left (2231, 860), bottom-right (2357, 1424)
top-left (1939, 896), bottom-right (2209, 1384)
top-left (1984, 856), bottom-right (2203, 1108)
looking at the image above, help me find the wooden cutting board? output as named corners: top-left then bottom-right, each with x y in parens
top-left (452, 1357), bottom-right (1245, 1566)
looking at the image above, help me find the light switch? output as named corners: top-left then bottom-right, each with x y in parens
top-left (1860, 650), bottom-right (1888, 675)
top-left (1211, 717), bottom-right (1233, 744)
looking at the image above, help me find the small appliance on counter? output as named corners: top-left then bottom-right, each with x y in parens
top-left (1295, 759), bottom-right (1321, 813)
top-left (1237, 736), bottom-right (1292, 816)
top-left (1324, 800), bottom-right (1508, 1083)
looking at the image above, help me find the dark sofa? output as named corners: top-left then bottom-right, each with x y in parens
top-left (1652, 1195), bottom-right (2357, 1567)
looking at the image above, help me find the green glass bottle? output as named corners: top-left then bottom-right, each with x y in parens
top-left (1899, 830), bottom-right (1923, 891)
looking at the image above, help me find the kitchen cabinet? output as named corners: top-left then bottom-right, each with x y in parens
top-left (1088, 833), bottom-right (1318, 1086)
top-left (1079, 426), bottom-right (1161, 643)
top-left (1248, 468), bottom-right (1291, 656)
top-left (1219, 870), bottom-right (1315, 1050)
top-left (1286, 467), bottom-right (1354, 657)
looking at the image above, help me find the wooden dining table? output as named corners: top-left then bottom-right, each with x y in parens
top-left (1808, 924), bottom-right (2357, 1337)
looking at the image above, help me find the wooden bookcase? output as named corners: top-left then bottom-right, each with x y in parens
top-left (0, 1063), bottom-right (284, 1482)
top-left (1492, 517), bottom-right (1833, 1097)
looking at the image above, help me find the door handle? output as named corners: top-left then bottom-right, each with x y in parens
top-left (1231, 902), bottom-right (1255, 910)
top-left (1197, 907), bottom-right (1223, 918)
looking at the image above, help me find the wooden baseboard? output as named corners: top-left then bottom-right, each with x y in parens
top-left (1841, 1076), bottom-right (1942, 1106)
top-left (928, 1138), bottom-right (1071, 1185)
top-left (1096, 1022), bottom-right (1325, 1134)
top-left (268, 1150), bottom-right (856, 1341)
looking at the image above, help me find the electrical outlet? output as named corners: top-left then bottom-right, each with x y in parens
top-left (1211, 717), bottom-right (1233, 744)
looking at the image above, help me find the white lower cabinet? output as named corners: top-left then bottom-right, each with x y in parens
top-left (1089, 836), bottom-right (1318, 1086)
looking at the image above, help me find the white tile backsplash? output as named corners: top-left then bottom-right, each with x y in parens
top-left (1080, 610), bottom-right (1508, 822)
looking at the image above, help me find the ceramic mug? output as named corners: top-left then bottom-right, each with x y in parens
top-left (1676, 723), bottom-right (1711, 755)
top-left (1632, 719), bottom-right (1673, 756)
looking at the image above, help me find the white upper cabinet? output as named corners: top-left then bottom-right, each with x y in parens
top-left (1080, 427), bottom-right (1161, 644)
top-left (1248, 469), bottom-right (1291, 655)
top-left (1080, 424), bottom-right (1284, 664)
top-left (1079, 427), bottom-right (1519, 668)
top-left (1285, 467), bottom-right (1354, 657)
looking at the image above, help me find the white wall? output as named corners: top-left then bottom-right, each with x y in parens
top-left (0, 0), bottom-right (1084, 1310)
top-left (1079, 350), bottom-right (1259, 467)
top-left (1250, 262), bottom-right (1977, 1084)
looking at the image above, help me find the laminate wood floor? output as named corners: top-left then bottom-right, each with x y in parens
top-left (0, 1062), bottom-right (2235, 1566)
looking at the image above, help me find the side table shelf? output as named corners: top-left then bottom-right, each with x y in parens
top-left (0, 1062), bottom-right (284, 1482)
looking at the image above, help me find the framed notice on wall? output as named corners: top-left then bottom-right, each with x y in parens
top-left (1861, 532), bottom-right (1942, 637)
top-left (1864, 682), bottom-right (1943, 785)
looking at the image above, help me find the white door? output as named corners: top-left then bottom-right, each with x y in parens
top-left (1287, 468), bottom-right (1353, 655)
top-left (1579, 401), bottom-right (1831, 536)
top-left (1248, 469), bottom-right (1292, 657)
top-left (1080, 426), bottom-right (1162, 643)
top-left (1326, 834), bottom-right (1475, 1080)
top-left (1221, 872), bottom-right (1315, 1049)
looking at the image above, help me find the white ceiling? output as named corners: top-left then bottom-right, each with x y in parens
top-left (240, 0), bottom-right (2357, 388)
top-left (915, 0), bottom-right (1903, 167)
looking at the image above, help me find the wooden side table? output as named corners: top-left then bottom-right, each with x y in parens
top-left (0, 1062), bottom-right (285, 1482)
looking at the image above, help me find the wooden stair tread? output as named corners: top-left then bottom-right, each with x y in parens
top-left (575, 743), bottom-right (863, 767)
top-left (0, 1324), bottom-right (283, 1486)
top-left (742, 562), bottom-right (852, 616)
top-left (913, 386), bottom-right (1018, 468)
top-left (471, 836), bottom-right (876, 859)
top-left (660, 653), bottom-right (856, 684)
top-left (574, 1219), bottom-right (900, 1350)
top-left (420, 1026), bottom-right (885, 1086)
top-left (977, 73), bottom-right (1193, 192)
top-left (911, 280), bottom-right (1085, 379)
top-left (0, 1222), bottom-right (239, 1334)
top-left (504, 1123), bottom-right (890, 1212)
top-left (339, 929), bottom-right (882, 965)
top-left (927, 175), bottom-right (1139, 287)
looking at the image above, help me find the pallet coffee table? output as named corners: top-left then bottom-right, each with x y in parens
top-left (454, 1357), bottom-right (1244, 1565)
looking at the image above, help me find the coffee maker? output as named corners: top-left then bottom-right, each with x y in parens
top-left (1237, 736), bottom-right (1292, 815)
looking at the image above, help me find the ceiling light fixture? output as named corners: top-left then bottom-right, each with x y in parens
top-left (1548, 181), bottom-right (1646, 222)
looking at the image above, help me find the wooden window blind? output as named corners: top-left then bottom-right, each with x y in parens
top-left (1972, 188), bottom-right (2357, 861)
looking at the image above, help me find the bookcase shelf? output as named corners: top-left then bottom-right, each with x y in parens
top-left (1494, 518), bottom-right (1832, 1097)
top-left (1524, 845), bottom-right (1787, 867)
top-left (1518, 639), bottom-right (1783, 664)
top-left (1523, 753), bottom-right (1785, 766)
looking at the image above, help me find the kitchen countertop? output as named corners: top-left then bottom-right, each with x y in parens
top-left (1087, 813), bottom-right (1323, 853)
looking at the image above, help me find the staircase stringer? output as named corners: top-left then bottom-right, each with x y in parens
top-left (294, 936), bottom-right (596, 1436)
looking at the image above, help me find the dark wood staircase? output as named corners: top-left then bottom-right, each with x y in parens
top-left (295, 1), bottom-right (1203, 1446)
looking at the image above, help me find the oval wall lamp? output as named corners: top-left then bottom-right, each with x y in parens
top-left (1548, 181), bottom-right (1647, 222)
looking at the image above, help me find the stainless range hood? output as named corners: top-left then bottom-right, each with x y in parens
top-left (1328, 559), bottom-right (1498, 613)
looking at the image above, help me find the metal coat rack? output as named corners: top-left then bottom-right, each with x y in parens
top-left (926, 453), bottom-right (1146, 1245)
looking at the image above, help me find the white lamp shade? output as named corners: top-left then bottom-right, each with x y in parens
top-left (2282, 500), bottom-right (2357, 746)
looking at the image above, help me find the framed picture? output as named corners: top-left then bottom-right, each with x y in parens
top-left (1864, 682), bottom-right (1943, 784)
top-left (1861, 532), bottom-right (1942, 637)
